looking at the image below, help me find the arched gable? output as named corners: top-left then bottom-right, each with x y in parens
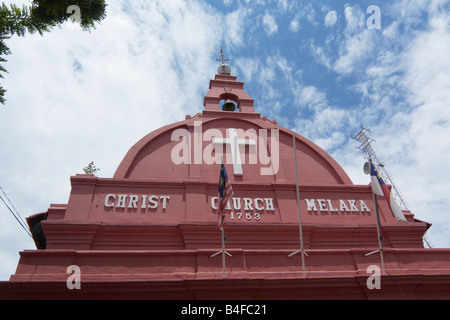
top-left (113, 114), bottom-right (353, 186)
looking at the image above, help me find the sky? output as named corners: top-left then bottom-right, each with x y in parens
top-left (0, 0), bottom-right (449, 280)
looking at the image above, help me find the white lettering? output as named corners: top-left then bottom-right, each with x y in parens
top-left (259, 129), bottom-right (280, 175)
top-left (211, 197), bottom-right (275, 213)
top-left (339, 200), bottom-right (350, 211)
top-left (171, 126), bottom-right (280, 176)
top-left (360, 200), bottom-right (370, 212)
top-left (305, 199), bottom-right (317, 211)
top-left (181, 304), bottom-right (215, 317)
top-left (348, 200), bottom-right (359, 211)
top-left (141, 195), bottom-right (147, 209)
top-left (254, 198), bottom-right (264, 210)
top-left (212, 128), bottom-right (256, 176)
top-left (128, 195), bottom-right (139, 208)
top-left (366, 265), bottom-right (381, 289)
top-left (366, 5), bottom-right (381, 30)
top-left (202, 128), bottom-right (223, 165)
top-left (160, 196), bottom-right (170, 209)
top-left (317, 199), bottom-right (327, 211)
top-left (264, 198), bottom-right (274, 211)
top-left (104, 194), bottom-right (172, 211)
top-left (304, 199), bottom-right (372, 214)
top-left (117, 194), bottom-right (127, 208)
top-left (243, 198), bottom-right (253, 210)
top-left (231, 128), bottom-right (258, 165)
top-left (67, 5), bottom-right (81, 23)
top-left (148, 195), bottom-right (158, 209)
top-left (105, 194), bottom-right (115, 208)
top-left (211, 197), bottom-right (218, 210)
top-left (171, 128), bottom-right (191, 164)
top-left (232, 197), bottom-right (241, 210)
top-left (193, 121), bottom-right (203, 165)
top-left (327, 199), bottom-right (338, 211)
top-left (66, 265), bottom-right (81, 290)
top-left (104, 194), bottom-right (372, 220)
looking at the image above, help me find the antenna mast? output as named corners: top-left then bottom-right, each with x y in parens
top-left (352, 126), bottom-right (435, 248)
top-left (352, 127), bottom-right (409, 211)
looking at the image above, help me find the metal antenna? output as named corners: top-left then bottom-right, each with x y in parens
top-left (352, 126), bottom-right (409, 211)
top-left (352, 127), bottom-right (433, 248)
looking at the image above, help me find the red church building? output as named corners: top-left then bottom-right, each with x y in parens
top-left (1, 57), bottom-right (450, 300)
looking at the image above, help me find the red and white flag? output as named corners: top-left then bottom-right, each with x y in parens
top-left (370, 161), bottom-right (407, 222)
top-left (217, 163), bottom-right (234, 230)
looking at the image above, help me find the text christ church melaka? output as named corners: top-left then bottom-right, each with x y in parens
top-left (2, 51), bottom-right (450, 300)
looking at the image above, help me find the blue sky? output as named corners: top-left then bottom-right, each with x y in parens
top-left (0, 0), bottom-right (449, 280)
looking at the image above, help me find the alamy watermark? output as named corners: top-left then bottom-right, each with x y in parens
top-left (367, 5), bottom-right (381, 29)
top-left (66, 265), bottom-right (81, 290)
top-left (67, 5), bottom-right (81, 23)
top-left (366, 265), bottom-right (381, 290)
top-left (170, 121), bottom-right (280, 176)
top-left (66, 4), bottom-right (381, 30)
top-left (64, 264), bottom-right (381, 291)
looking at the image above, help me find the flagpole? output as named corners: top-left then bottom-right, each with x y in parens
top-left (220, 156), bottom-right (226, 279)
top-left (288, 132), bottom-right (307, 278)
top-left (363, 160), bottom-right (386, 275)
top-left (210, 225), bottom-right (232, 278)
top-left (221, 224), bottom-right (226, 278)
top-left (210, 156), bottom-right (232, 278)
top-left (365, 192), bottom-right (386, 274)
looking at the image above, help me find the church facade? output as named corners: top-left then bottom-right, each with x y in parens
top-left (1, 58), bottom-right (450, 300)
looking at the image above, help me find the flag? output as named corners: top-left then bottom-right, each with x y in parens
top-left (217, 163), bottom-right (234, 230)
top-left (369, 161), bottom-right (407, 222)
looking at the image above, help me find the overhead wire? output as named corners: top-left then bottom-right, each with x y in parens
top-left (0, 186), bottom-right (32, 238)
top-left (0, 186), bottom-right (28, 226)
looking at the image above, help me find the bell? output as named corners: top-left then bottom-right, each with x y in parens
top-left (222, 99), bottom-right (236, 111)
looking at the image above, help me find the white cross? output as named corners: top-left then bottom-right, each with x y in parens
top-left (212, 128), bottom-right (256, 176)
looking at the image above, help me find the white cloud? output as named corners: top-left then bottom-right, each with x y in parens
top-left (304, 4), bottom-right (318, 26)
top-left (295, 105), bottom-right (350, 151)
top-left (396, 6), bottom-right (450, 241)
top-left (277, 0), bottom-right (289, 13)
top-left (310, 42), bottom-right (332, 69)
top-left (324, 10), bottom-right (338, 27)
top-left (235, 57), bottom-right (260, 83)
top-left (382, 21), bottom-right (399, 39)
top-left (311, 4), bottom-right (378, 75)
top-left (331, 0), bottom-right (450, 247)
top-left (294, 2), bottom-right (449, 249)
top-left (334, 30), bottom-right (375, 75)
top-left (343, 4), bottom-right (365, 33)
top-left (262, 13), bottom-right (278, 36)
top-left (0, 0), bottom-right (223, 280)
top-left (297, 85), bottom-right (327, 109)
top-left (289, 16), bottom-right (300, 32)
top-left (293, 83), bottom-right (353, 151)
top-left (315, 131), bottom-right (346, 151)
top-left (225, 7), bottom-right (251, 48)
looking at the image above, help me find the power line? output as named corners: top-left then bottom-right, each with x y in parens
top-left (0, 186), bottom-right (32, 238)
top-left (0, 186), bottom-right (28, 227)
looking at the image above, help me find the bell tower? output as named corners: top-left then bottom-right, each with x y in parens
top-left (203, 49), bottom-right (255, 113)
